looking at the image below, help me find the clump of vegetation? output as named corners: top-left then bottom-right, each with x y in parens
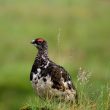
top-left (21, 68), bottom-right (110, 110)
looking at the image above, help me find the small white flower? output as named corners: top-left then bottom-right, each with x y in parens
top-left (77, 67), bottom-right (91, 85)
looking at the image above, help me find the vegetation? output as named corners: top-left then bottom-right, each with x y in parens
top-left (0, 0), bottom-right (110, 110)
top-left (20, 68), bottom-right (110, 110)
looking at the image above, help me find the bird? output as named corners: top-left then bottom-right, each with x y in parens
top-left (30, 38), bottom-right (78, 103)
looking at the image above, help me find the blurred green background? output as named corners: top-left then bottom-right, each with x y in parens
top-left (0, 0), bottom-right (110, 110)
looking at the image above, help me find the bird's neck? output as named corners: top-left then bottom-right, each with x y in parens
top-left (37, 49), bottom-right (48, 60)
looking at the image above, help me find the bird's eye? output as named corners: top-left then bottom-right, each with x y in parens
top-left (37, 41), bottom-right (41, 45)
top-left (38, 41), bottom-right (43, 43)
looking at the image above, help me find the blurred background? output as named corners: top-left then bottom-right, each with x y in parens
top-left (0, 0), bottom-right (110, 110)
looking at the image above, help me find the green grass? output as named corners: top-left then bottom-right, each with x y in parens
top-left (0, 0), bottom-right (110, 110)
top-left (20, 82), bottom-right (110, 110)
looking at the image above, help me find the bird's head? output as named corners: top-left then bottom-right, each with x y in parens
top-left (31, 38), bottom-right (48, 50)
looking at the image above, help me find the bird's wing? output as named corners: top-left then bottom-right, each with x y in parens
top-left (47, 64), bottom-right (75, 91)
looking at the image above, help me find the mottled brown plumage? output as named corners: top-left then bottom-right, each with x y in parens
top-left (30, 38), bottom-right (78, 103)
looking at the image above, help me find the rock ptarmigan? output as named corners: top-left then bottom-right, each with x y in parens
top-left (30, 38), bottom-right (78, 103)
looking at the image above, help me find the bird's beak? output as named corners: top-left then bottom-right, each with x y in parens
top-left (31, 40), bottom-right (35, 44)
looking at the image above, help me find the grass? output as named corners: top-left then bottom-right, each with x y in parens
top-left (20, 68), bottom-right (110, 110)
top-left (0, 0), bottom-right (110, 110)
top-left (20, 82), bottom-right (110, 110)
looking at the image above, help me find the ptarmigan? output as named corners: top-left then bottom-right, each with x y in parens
top-left (30, 38), bottom-right (78, 103)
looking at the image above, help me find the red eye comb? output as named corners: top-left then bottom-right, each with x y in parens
top-left (36, 38), bottom-right (44, 42)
